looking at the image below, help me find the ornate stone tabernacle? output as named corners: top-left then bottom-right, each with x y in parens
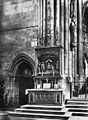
top-left (26, 46), bottom-right (63, 105)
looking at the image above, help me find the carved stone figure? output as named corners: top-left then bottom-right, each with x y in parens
top-left (38, 62), bottom-right (41, 73)
top-left (70, 18), bottom-right (75, 38)
top-left (70, 0), bottom-right (76, 43)
top-left (56, 61), bottom-right (59, 72)
top-left (47, 62), bottom-right (52, 70)
top-left (46, 62), bottom-right (54, 72)
top-left (41, 62), bottom-right (45, 72)
top-left (70, 16), bottom-right (77, 50)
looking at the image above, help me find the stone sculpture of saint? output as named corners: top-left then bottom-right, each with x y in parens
top-left (47, 62), bottom-right (52, 71)
top-left (70, 18), bottom-right (75, 40)
top-left (70, 16), bottom-right (77, 50)
top-left (41, 62), bottom-right (45, 72)
top-left (56, 61), bottom-right (59, 72)
top-left (38, 62), bottom-right (41, 73)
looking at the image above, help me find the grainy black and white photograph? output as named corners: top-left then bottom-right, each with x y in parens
top-left (0, 0), bottom-right (88, 120)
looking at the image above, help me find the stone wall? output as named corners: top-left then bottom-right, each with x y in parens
top-left (0, 0), bottom-right (40, 75)
top-left (0, 0), bottom-right (40, 30)
top-left (0, 0), bottom-right (40, 107)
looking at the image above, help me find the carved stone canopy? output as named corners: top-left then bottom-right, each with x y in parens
top-left (35, 46), bottom-right (63, 58)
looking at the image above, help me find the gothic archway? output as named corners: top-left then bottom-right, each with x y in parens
top-left (9, 53), bottom-right (35, 75)
top-left (15, 61), bottom-right (34, 105)
top-left (6, 53), bottom-right (35, 106)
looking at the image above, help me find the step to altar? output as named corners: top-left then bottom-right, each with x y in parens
top-left (65, 98), bottom-right (88, 117)
top-left (7, 104), bottom-right (71, 120)
top-left (15, 108), bottom-right (66, 115)
top-left (67, 100), bottom-right (88, 105)
top-left (21, 104), bottom-right (63, 110)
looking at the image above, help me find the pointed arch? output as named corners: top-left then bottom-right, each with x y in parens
top-left (83, 1), bottom-right (88, 23)
top-left (9, 53), bottom-right (35, 76)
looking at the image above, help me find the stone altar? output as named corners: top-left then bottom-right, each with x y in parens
top-left (25, 89), bottom-right (63, 105)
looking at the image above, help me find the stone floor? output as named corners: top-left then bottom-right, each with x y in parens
top-left (69, 116), bottom-right (88, 120)
top-left (0, 111), bottom-right (88, 120)
top-left (6, 116), bottom-right (88, 120)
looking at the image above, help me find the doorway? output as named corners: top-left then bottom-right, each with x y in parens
top-left (15, 62), bottom-right (34, 105)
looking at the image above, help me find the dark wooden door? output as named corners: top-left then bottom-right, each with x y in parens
top-left (19, 76), bottom-right (33, 105)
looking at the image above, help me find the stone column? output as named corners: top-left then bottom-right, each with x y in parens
top-left (68, 51), bottom-right (72, 78)
top-left (68, 0), bottom-right (71, 78)
top-left (38, 0), bottom-right (45, 47)
top-left (37, 0), bottom-right (41, 47)
top-left (45, 0), bottom-right (49, 46)
top-left (40, 0), bottom-right (43, 37)
top-left (78, 0), bottom-right (83, 81)
top-left (61, 0), bottom-right (65, 76)
top-left (56, 0), bottom-right (60, 31)
top-left (43, 0), bottom-right (46, 43)
top-left (74, 0), bottom-right (77, 80)
top-left (56, 0), bottom-right (60, 45)
top-left (50, 0), bottom-right (54, 46)
top-left (64, 0), bottom-right (69, 76)
top-left (68, 0), bottom-right (73, 98)
top-left (56, 0), bottom-right (62, 75)
top-left (72, 50), bottom-right (75, 80)
top-left (68, 0), bottom-right (77, 79)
